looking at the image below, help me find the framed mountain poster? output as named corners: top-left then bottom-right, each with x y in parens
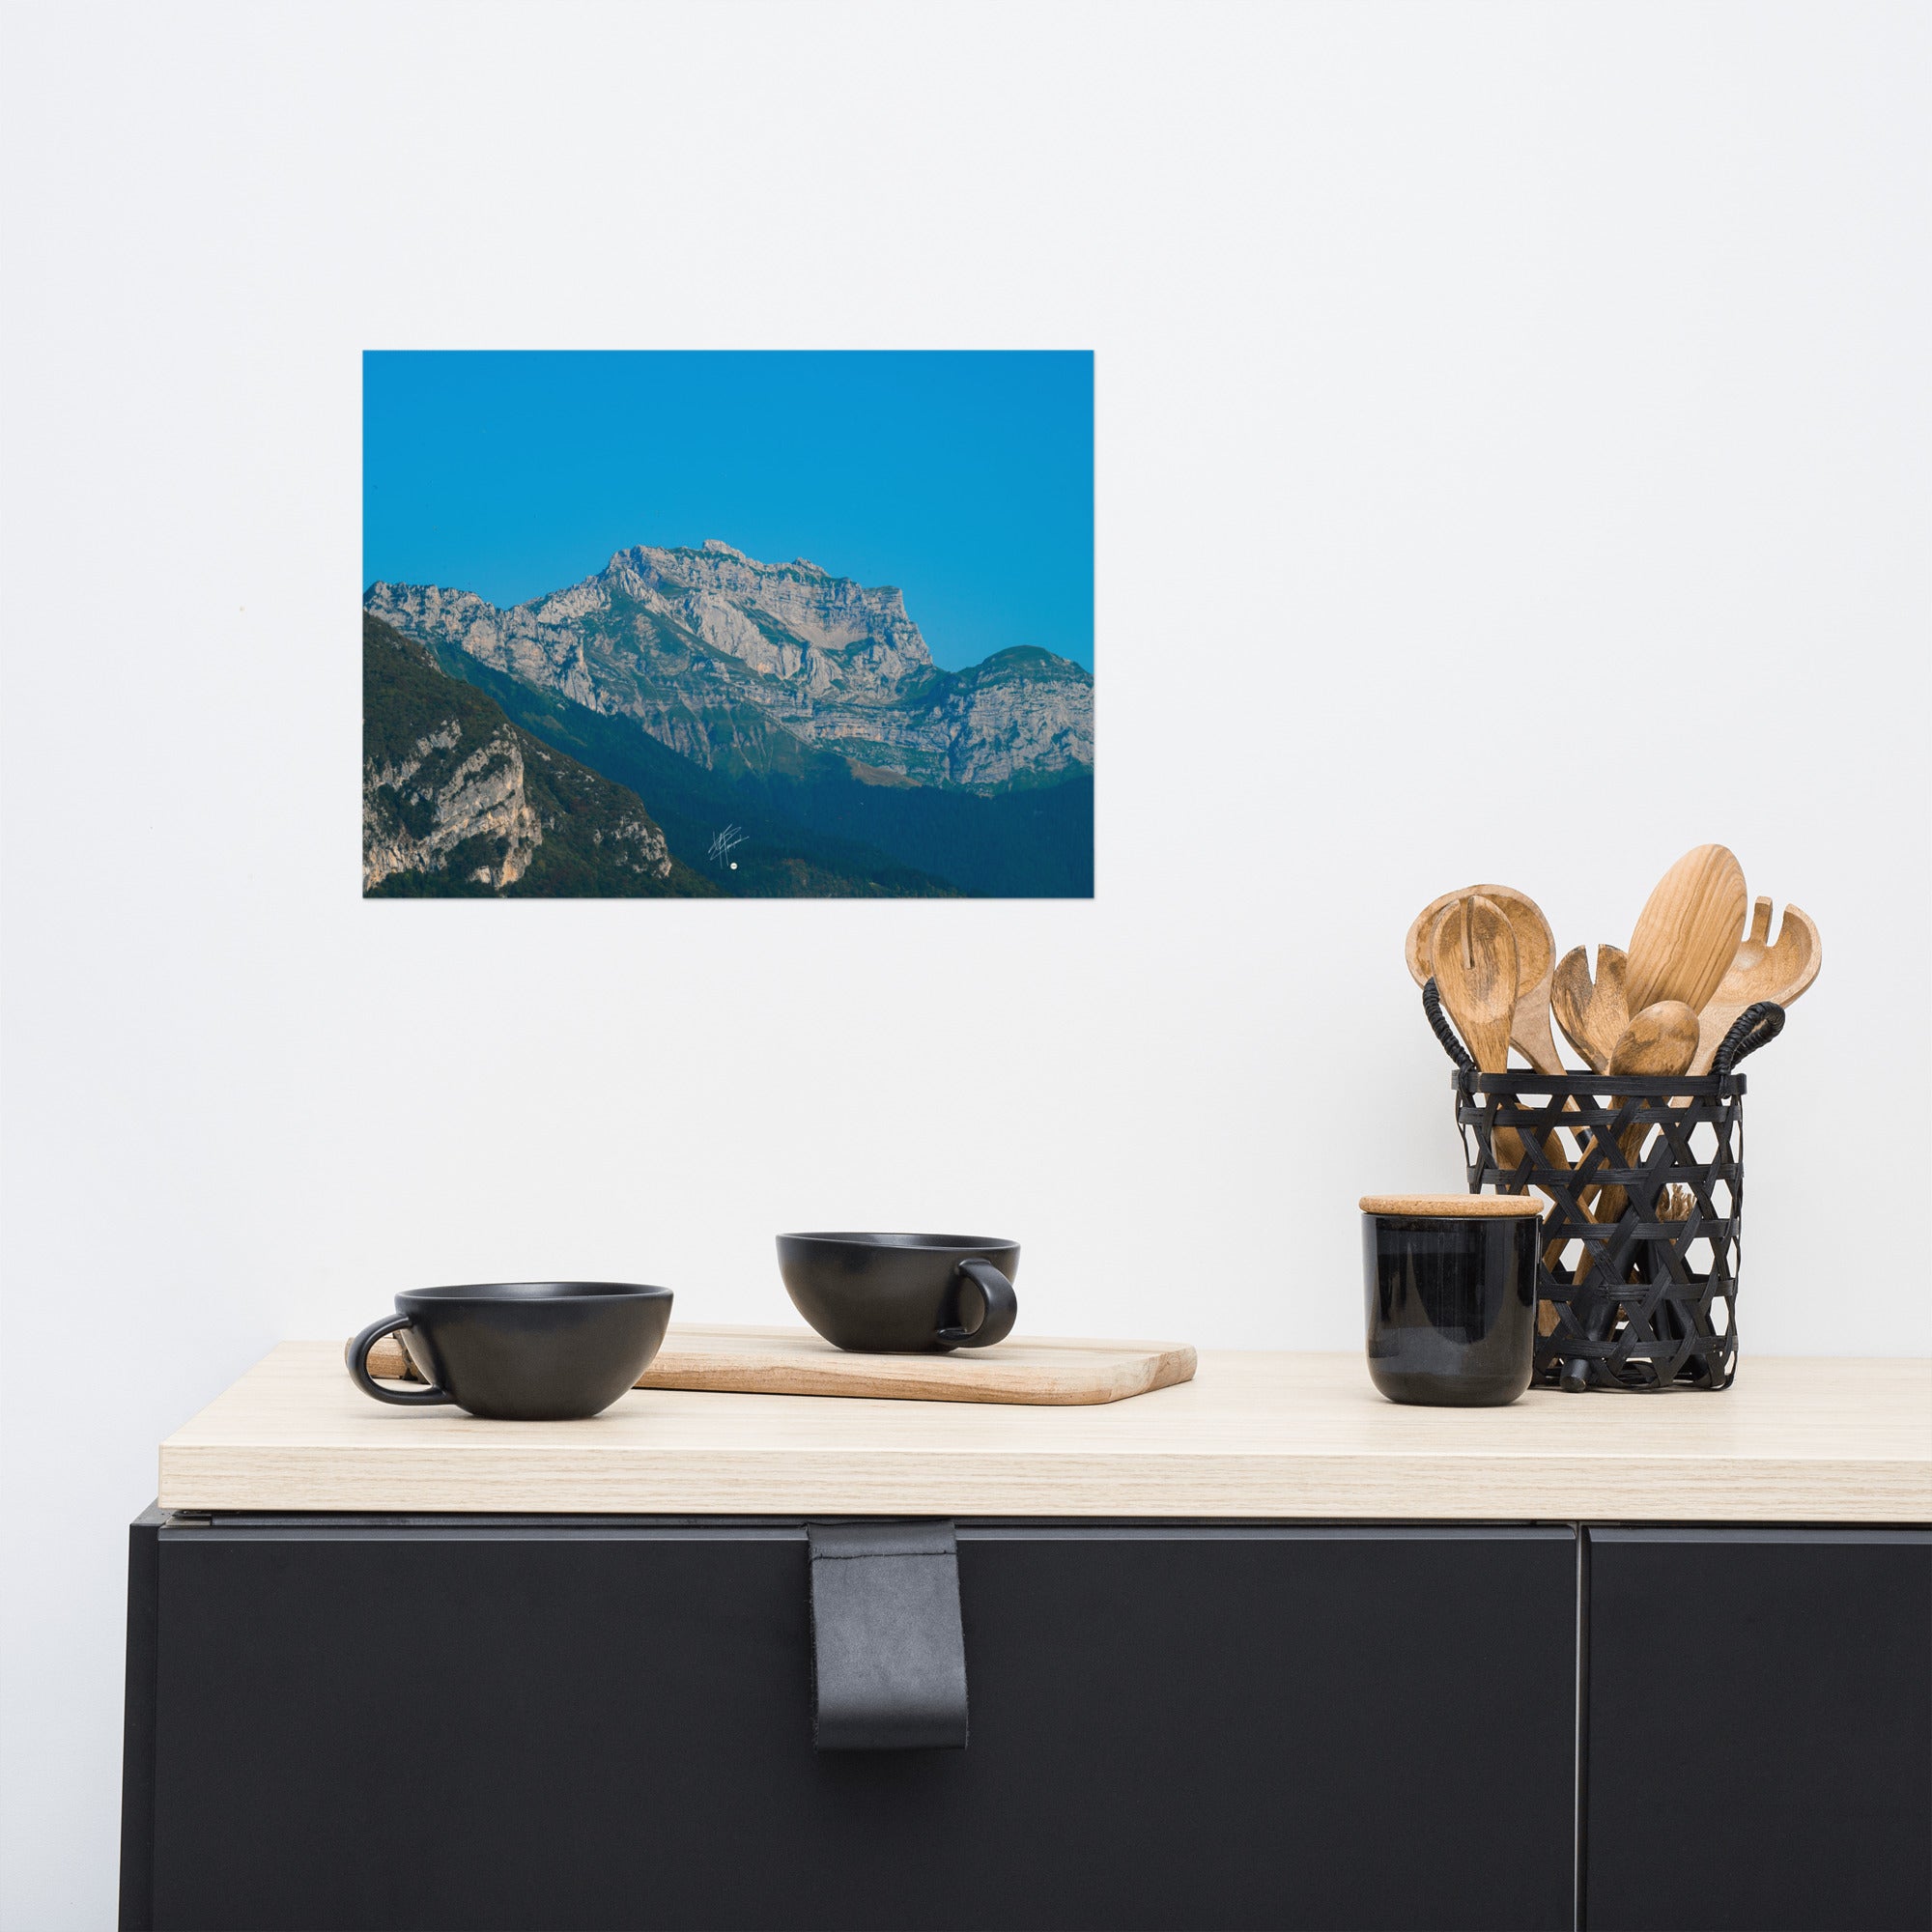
top-left (361, 352), bottom-right (1094, 898)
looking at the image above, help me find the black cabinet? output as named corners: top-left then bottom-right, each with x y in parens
top-left (1584, 1528), bottom-right (1932, 1932)
top-left (120, 1518), bottom-right (1578, 1932)
top-left (125, 1513), bottom-right (1932, 1932)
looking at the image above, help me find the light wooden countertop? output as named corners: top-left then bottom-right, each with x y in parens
top-left (156, 1342), bottom-right (1932, 1521)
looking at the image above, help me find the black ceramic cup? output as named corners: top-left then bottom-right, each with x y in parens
top-left (1360, 1197), bottom-right (1541, 1406)
top-left (344, 1282), bottom-right (673, 1420)
top-left (776, 1233), bottom-right (1019, 1353)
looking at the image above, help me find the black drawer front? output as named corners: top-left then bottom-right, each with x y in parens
top-left (1585, 1528), bottom-right (1932, 1932)
top-left (138, 1520), bottom-right (1577, 1932)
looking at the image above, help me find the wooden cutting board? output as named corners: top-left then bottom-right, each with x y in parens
top-left (362, 1322), bottom-right (1197, 1406)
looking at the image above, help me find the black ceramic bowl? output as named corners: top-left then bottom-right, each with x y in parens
top-left (777, 1233), bottom-right (1019, 1353)
top-left (345, 1282), bottom-right (673, 1420)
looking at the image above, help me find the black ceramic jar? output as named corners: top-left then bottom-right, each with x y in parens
top-left (1360, 1195), bottom-right (1543, 1406)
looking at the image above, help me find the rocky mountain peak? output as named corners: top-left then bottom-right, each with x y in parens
top-left (366, 538), bottom-right (1091, 792)
top-left (591, 541), bottom-right (933, 670)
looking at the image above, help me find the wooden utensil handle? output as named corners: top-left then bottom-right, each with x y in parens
top-left (366, 1333), bottom-right (419, 1380)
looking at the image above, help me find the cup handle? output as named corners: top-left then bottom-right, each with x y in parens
top-left (938, 1259), bottom-right (1017, 1349)
top-left (345, 1314), bottom-right (454, 1406)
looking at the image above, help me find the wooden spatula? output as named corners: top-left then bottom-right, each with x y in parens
top-left (1625, 845), bottom-right (1748, 1017)
top-left (1690, 897), bottom-right (1822, 1073)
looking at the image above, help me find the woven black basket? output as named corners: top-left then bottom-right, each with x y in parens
top-left (1452, 1068), bottom-right (1748, 1389)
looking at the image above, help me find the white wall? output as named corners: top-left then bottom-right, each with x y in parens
top-left (3, 4), bottom-right (1926, 1923)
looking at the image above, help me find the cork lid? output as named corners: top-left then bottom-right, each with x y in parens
top-left (1359, 1194), bottom-right (1544, 1217)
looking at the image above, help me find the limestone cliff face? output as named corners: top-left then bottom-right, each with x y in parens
top-left (362, 612), bottom-right (680, 897)
top-left (603, 542), bottom-right (932, 695)
top-left (903, 648), bottom-right (1094, 787)
top-left (363, 722), bottom-right (545, 891)
top-left (365, 540), bottom-right (1093, 790)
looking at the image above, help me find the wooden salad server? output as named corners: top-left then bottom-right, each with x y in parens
top-left (1551, 944), bottom-right (1630, 1076)
top-left (1624, 844), bottom-right (1749, 1018)
top-left (1429, 895), bottom-right (1578, 1187)
top-left (1428, 895), bottom-right (1564, 1182)
top-left (1428, 895), bottom-right (1518, 1075)
top-left (1690, 897), bottom-right (1822, 1073)
top-left (1406, 883), bottom-right (1564, 1075)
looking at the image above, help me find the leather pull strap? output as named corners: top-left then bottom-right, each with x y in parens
top-left (807, 1520), bottom-right (968, 1751)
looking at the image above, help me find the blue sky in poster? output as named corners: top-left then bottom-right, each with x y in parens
top-left (362, 351), bottom-right (1094, 672)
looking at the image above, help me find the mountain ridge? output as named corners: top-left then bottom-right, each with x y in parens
top-left (364, 612), bottom-right (967, 898)
top-left (363, 612), bottom-right (704, 896)
top-left (364, 540), bottom-right (1094, 792)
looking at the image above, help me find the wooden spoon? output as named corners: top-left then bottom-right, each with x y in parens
top-left (1625, 844), bottom-right (1748, 1017)
top-left (1563, 1000), bottom-right (1702, 1387)
top-left (1690, 897), bottom-right (1822, 1073)
top-left (1610, 1001), bottom-right (1701, 1078)
top-left (1406, 884), bottom-right (1564, 1074)
top-left (1592, 999), bottom-right (1703, 1221)
top-left (1551, 944), bottom-right (1630, 1076)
